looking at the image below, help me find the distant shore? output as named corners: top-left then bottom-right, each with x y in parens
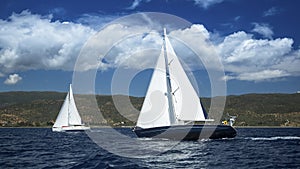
top-left (1, 92), bottom-right (299, 127)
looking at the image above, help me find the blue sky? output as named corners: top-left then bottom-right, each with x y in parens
top-left (0, 0), bottom-right (299, 96)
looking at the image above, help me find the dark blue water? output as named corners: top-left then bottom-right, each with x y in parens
top-left (0, 128), bottom-right (299, 168)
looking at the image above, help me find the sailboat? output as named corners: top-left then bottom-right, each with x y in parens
top-left (133, 29), bottom-right (236, 140)
top-left (52, 84), bottom-right (90, 132)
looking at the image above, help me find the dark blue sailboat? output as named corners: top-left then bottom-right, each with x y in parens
top-left (133, 29), bottom-right (236, 140)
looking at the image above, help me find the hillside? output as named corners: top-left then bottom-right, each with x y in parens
top-left (223, 94), bottom-right (300, 126)
top-left (0, 92), bottom-right (299, 127)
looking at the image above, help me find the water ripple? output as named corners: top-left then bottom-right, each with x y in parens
top-left (0, 128), bottom-right (299, 168)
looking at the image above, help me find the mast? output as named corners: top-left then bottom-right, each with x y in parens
top-left (163, 28), bottom-right (177, 125)
top-left (67, 84), bottom-right (71, 126)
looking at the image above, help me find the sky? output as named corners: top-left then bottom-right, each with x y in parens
top-left (0, 0), bottom-right (299, 97)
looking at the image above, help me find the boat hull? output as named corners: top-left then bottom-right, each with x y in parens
top-left (52, 125), bottom-right (90, 132)
top-left (133, 125), bottom-right (237, 140)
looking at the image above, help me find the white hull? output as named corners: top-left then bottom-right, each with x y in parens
top-left (52, 125), bottom-right (90, 132)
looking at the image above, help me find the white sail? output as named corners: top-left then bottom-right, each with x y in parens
top-left (67, 85), bottom-right (83, 125)
top-left (53, 92), bottom-right (69, 128)
top-left (136, 46), bottom-right (171, 129)
top-left (163, 29), bottom-right (206, 121)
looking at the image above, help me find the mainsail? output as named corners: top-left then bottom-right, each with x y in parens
top-left (163, 28), bottom-right (206, 121)
top-left (136, 29), bottom-right (206, 129)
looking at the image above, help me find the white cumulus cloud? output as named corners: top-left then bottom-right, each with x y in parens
top-left (79, 21), bottom-right (300, 82)
top-left (218, 30), bottom-right (297, 81)
top-left (4, 73), bottom-right (22, 85)
top-left (1, 11), bottom-right (300, 83)
top-left (0, 10), bottom-right (95, 74)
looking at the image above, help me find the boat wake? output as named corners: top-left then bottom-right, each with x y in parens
top-left (246, 136), bottom-right (300, 141)
top-left (137, 137), bottom-right (172, 141)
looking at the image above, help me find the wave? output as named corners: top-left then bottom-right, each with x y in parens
top-left (247, 136), bottom-right (300, 141)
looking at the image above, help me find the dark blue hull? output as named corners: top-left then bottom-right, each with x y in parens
top-left (133, 125), bottom-right (237, 140)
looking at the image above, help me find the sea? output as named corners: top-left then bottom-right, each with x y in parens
top-left (0, 127), bottom-right (299, 169)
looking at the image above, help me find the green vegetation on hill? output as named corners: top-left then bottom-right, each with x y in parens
top-left (0, 92), bottom-right (65, 127)
top-left (0, 92), bottom-right (299, 127)
top-left (223, 94), bottom-right (300, 126)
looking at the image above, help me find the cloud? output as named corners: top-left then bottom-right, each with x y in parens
top-left (169, 24), bottom-right (221, 70)
top-left (220, 33), bottom-right (292, 64)
top-left (263, 7), bottom-right (279, 17)
top-left (127, 0), bottom-right (151, 10)
top-left (4, 73), bottom-right (22, 85)
top-left (76, 13), bottom-right (118, 30)
top-left (76, 23), bottom-right (162, 71)
top-left (1, 11), bottom-right (299, 83)
top-left (234, 16), bottom-right (241, 21)
top-left (194, 0), bottom-right (224, 9)
top-left (0, 10), bottom-right (96, 73)
top-left (103, 30), bottom-right (162, 69)
top-left (77, 20), bottom-right (300, 82)
top-left (49, 7), bottom-right (66, 17)
top-left (252, 23), bottom-right (273, 39)
top-left (228, 70), bottom-right (290, 82)
top-left (218, 30), bottom-right (298, 81)
top-left (86, 23), bottom-right (216, 71)
top-left (124, 18), bottom-right (299, 83)
top-left (273, 49), bottom-right (300, 77)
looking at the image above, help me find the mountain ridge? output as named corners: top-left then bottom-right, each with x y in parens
top-left (0, 92), bottom-right (299, 127)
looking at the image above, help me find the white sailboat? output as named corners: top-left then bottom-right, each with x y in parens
top-left (133, 29), bottom-right (236, 140)
top-left (52, 84), bottom-right (90, 132)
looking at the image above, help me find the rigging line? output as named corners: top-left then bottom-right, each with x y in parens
top-left (172, 87), bottom-right (180, 103)
top-left (168, 59), bottom-right (174, 65)
top-left (172, 87), bottom-right (179, 95)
